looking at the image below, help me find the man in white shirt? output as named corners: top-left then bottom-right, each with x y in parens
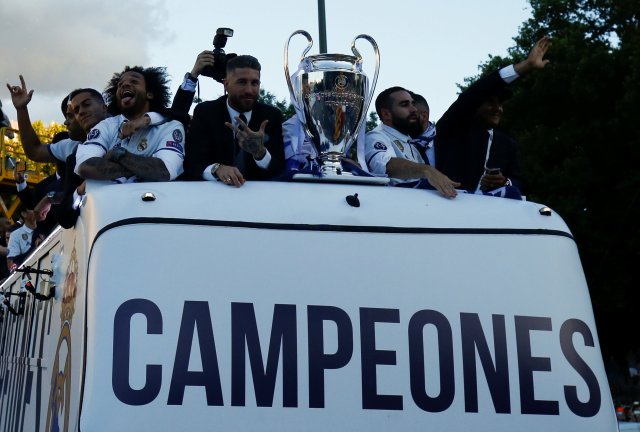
top-left (6, 78), bottom-right (108, 166)
top-left (364, 87), bottom-right (459, 198)
top-left (7, 208), bottom-right (37, 270)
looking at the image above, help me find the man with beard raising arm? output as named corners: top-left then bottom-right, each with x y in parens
top-left (75, 66), bottom-right (184, 182)
top-left (184, 55), bottom-right (284, 186)
top-left (364, 87), bottom-right (459, 198)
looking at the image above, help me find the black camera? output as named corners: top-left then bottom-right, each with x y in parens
top-left (201, 27), bottom-right (237, 83)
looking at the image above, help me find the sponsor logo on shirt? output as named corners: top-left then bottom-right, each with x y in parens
top-left (87, 129), bottom-right (100, 140)
top-left (172, 129), bottom-right (183, 143)
top-left (166, 141), bottom-right (184, 153)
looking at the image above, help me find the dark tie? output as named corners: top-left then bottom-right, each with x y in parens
top-left (234, 113), bottom-right (248, 172)
top-left (409, 136), bottom-right (432, 165)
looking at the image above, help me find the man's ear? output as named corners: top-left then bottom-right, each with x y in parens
top-left (146, 92), bottom-right (154, 100)
top-left (379, 108), bottom-right (391, 123)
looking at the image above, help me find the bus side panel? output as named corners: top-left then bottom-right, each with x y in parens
top-left (80, 224), bottom-right (617, 431)
top-left (0, 226), bottom-right (88, 432)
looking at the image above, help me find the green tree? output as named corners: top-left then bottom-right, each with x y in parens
top-left (258, 89), bottom-right (295, 120)
top-left (466, 0), bottom-right (639, 366)
top-left (365, 112), bottom-right (379, 132)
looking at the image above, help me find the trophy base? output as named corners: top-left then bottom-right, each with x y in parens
top-left (291, 173), bottom-right (390, 185)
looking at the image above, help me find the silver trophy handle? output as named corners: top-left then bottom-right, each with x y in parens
top-left (350, 34), bottom-right (380, 142)
top-left (284, 30), bottom-right (313, 108)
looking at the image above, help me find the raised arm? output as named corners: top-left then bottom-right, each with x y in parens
top-left (514, 35), bottom-right (551, 76)
top-left (6, 75), bottom-right (57, 163)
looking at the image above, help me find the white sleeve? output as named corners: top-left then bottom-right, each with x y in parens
top-left (74, 120), bottom-right (113, 174)
top-left (48, 139), bottom-right (79, 163)
top-left (202, 164), bottom-right (216, 181)
top-left (152, 122), bottom-right (185, 180)
top-left (364, 132), bottom-right (393, 176)
top-left (7, 232), bottom-right (20, 258)
top-left (254, 150), bottom-right (272, 169)
top-left (499, 65), bottom-right (519, 84)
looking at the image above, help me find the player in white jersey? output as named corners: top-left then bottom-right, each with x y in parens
top-left (363, 86), bottom-right (459, 198)
top-left (75, 66), bottom-right (184, 182)
top-left (6, 78), bottom-right (107, 165)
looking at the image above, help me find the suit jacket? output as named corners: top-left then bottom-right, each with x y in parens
top-left (184, 96), bottom-right (285, 180)
top-left (435, 70), bottom-right (520, 192)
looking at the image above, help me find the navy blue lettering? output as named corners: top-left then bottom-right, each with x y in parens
top-left (515, 316), bottom-right (559, 415)
top-left (560, 319), bottom-right (601, 417)
top-left (112, 299), bottom-right (162, 406)
top-left (461, 313), bottom-right (510, 413)
top-left (231, 303), bottom-right (297, 407)
top-left (360, 308), bottom-right (402, 410)
top-left (167, 301), bottom-right (223, 406)
top-left (408, 309), bottom-right (455, 412)
top-left (307, 305), bottom-right (353, 408)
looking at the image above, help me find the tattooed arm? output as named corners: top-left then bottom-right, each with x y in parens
top-left (76, 157), bottom-right (134, 180)
top-left (117, 151), bottom-right (170, 182)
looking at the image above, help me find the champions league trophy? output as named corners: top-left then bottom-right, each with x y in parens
top-left (285, 30), bottom-right (383, 182)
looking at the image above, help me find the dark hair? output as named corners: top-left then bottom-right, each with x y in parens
top-left (51, 131), bottom-right (70, 143)
top-left (61, 95), bottom-right (69, 116)
top-left (375, 86), bottom-right (407, 116)
top-left (68, 88), bottom-right (104, 105)
top-left (410, 92), bottom-right (429, 113)
top-left (104, 66), bottom-right (171, 115)
top-left (226, 55), bottom-right (261, 75)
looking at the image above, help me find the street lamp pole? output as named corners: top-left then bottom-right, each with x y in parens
top-left (318, 0), bottom-right (327, 53)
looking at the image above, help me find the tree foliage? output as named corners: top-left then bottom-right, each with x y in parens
top-left (258, 89), bottom-right (295, 120)
top-left (468, 0), bottom-right (639, 362)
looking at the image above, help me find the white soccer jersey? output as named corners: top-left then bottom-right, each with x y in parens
top-left (75, 114), bottom-right (184, 180)
top-left (48, 138), bottom-right (81, 163)
top-left (364, 124), bottom-right (425, 184)
top-left (7, 225), bottom-right (33, 259)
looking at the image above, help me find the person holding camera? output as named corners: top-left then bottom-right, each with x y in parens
top-left (184, 55), bottom-right (285, 186)
top-left (172, 28), bottom-right (236, 114)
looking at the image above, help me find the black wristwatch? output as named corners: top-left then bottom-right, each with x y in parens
top-left (185, 72), bottom-right (199, 83)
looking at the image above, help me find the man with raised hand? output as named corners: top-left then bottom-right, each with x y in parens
top-left (436, 36), bottom-right (551, 193)
top-left (6, 77), bottom-right (107, 166)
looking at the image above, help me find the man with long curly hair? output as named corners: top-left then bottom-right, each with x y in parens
top-left (75, 66), bottom-right (184, 182)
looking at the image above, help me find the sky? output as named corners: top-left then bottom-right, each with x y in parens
top-left (0, 0), bottom-right (531, 126)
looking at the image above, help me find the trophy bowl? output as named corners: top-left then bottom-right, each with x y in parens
top-left (285, 30), bottom-right (380, 178)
